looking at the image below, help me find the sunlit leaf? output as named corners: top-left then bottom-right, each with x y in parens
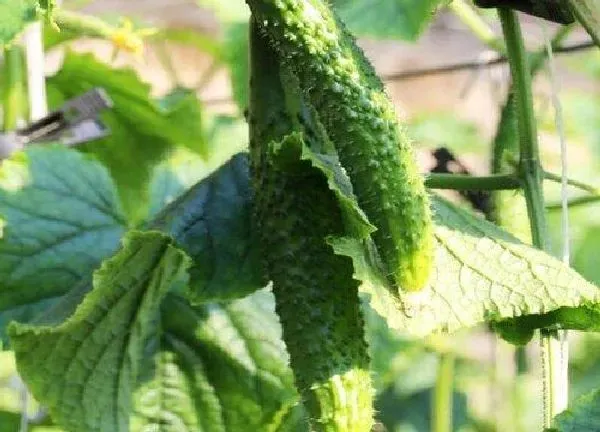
top-left (331, 0), bottom-right (447, 41)
top-left (359, 196), bottom-right (600, 340)
top-left (47, 52), bottom-right (207, 223)
top-left (9, 230), bottom-right (303, 431)
top-left (138, 291), bottom-right (305, 432)
top-left (9, 231), bottom-right (191, 432)
top-left (196, 0), bottom-right (250, 23)
top-left (0, 0), bottom-right (37, 46)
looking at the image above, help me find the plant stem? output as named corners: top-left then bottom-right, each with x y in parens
top-left (547, 194), bottom-right (600, 210)
top-left (2, 46), bottom-right (24, 132)
top-left (53, 9), bottom-right (154, 57)
top-left (529, 24), bottom-right (574, 74)
top-left (53, 9), bottom-right (115, 39)
top-left (449, 0), bottom-right (506, 54)
top-left (22, 22), bottom-right (47, 121)
top-left (489, 20), bottom-right (574, 432)
top-left (499, 9), bottom-right (547, 249)
top-left (498, 9), bottom-right (567, 428)
top-left (425, 173), bottom-right (520, 190)
top-left (432, 353), bottom-right (454, 432)
top-left (541, 328), bottom-right (570, 426)
top-left (543, 171), bottom-right (599, 194)
top-left (448, 0), bottom-right (506, 54)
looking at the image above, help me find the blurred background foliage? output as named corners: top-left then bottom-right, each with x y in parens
top-left (1, 0), bottom-right (599, 431)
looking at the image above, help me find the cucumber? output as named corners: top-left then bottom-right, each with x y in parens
top-left (249, 20), bottom-right (373, 432)
top-left (246, 0), bottom-right (434, 292)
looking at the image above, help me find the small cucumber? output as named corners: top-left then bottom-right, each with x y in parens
top-left (246, 0), bottom-right (434, 292)
top-left (249, 21), bottom-right (373, 432)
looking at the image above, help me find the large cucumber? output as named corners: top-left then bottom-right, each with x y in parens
top-left (246, 0), bottom-right (434, 292)
top-left (249, 20), bottom-right (373, 432)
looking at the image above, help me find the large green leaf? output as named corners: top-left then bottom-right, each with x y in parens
top-left (149, 153), bottom-right (264, 303)
top-left (358, 195), bottom-right (600, 339)
top-left (568, 0), bottom-right (600, 47)
top-left (0, 146), bottom-right (126, 336)
top-left (9, 230), bottom-right (303, 432)
top-left (139, 291), bottom-right (304, 432)
top-left (550, 389), bottom-right (600, 431)
top-left (0, 0), bottom-right (37, 46)
top-left (47, 52), bottom-right (206, 223)
top-left (331, 0), bottom-right (447, 41)
top-left (9, 231), bottom-right (191, 432)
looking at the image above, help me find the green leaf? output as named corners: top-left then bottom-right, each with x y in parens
top-left (9, 231), bottom-right (191, 432)
top-left (149, 153), bottom-right (264, 303)
top-left (196, 0), bottom-right (250, 23)
top-left (270, 132), bottom-right (374, 242)
top-left (358, 196), bottom-right (600, 339)
top-left (147, 113), bottom-right (250, 220)
top-left (331, 0), bottom-right (447, 41)
top-left (223, 22), bottom-right (249, 113)
top-left (143, 291), bottom-right (305, 432)
top-left (573, 225), bottom-right (600, 286)
top-left (158, 87), bottom-right (208, 158)
top-left (147, 149), bottom-right (212, 219)
top-left (47, 52), bottom-right (205, 223)
top-left (376, 386), bottom-right (470, 431)
top-left (407, 112), bottom-right (484, 153)
top-left (0, 146), bottom-right (126, 337)
top-left (9, 229), bottom-right (303, 431)
top-left (490, 93), bottom-right (532, 243)
top-left (567, 0), bottom-right (600, 47)
top-left (551, 388), bottom-right (600, 431)
top-left (0, 0), bottom-right (37, 46)
top-left (204, 114), bottom-right (249, 162)
top-left (157, 28), bottom-right (224, 59)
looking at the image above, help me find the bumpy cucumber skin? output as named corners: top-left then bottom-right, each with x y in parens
top-left (246, 0), bottom-right (434, 292)
top-left (249, 22), bottom-right (373, 431)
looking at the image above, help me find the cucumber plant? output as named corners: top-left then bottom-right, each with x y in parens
top-left (1, 1), bottom-right (600, 431)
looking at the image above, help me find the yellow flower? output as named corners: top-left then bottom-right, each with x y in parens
top-left (110, 19), bottom-right (157, 59)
